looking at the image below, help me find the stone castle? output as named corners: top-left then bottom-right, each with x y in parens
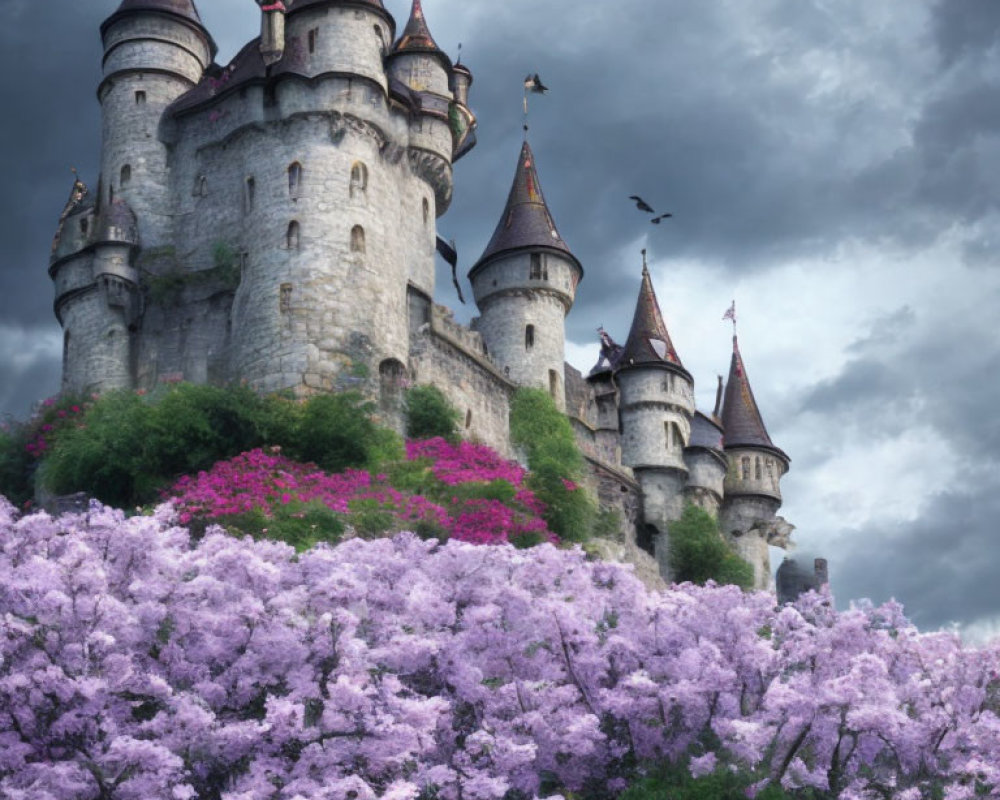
top-left (48, 0), bottom-right (795, 588)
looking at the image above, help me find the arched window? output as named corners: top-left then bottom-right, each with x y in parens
top-left (349, 162), bottom-right (368, 198)
top-left (465, 409), bottom-right (473, 429)
top-left (120, 164), bottom-right (131, 187)
top-left (308, 28), bottom-right (318, 54)
top-left (741, 456), bottom-right (751, 481)
top-left (288, 161), bottom-right (303, 199)
top-left (530, 253), bottom-right (542, 280)
top-left (350, 225), bottom-right (366, 253)
top-left (374, 24), bottom-right (385, 53)
top-left (525, 324), bottom-right (535, 350)
top-left (755, 456), bottom-right (762, 480)
top-left (286, 221), bottom-right (300, 250)
top-left (549, 369), bottom-right (558, 398)
top-left (244, 176), bottom-right (255, 213)
top-left (422, 197), bottom-right (430, 225)
top-left (135, 90), bottom-right (146, 105)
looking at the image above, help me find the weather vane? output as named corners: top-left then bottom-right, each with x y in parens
top-left (522, 73), bottom-right (548, 135)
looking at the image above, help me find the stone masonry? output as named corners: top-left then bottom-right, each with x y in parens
top-left (49, 0), bottom-right (797, 590)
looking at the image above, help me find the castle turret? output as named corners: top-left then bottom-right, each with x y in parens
top-left (99, 0), bottom-right (215, 247)
top-left (468, 141), bottom-right (583, 410)
top-left (684, 410), bottom-right (727, 515)
top-left (386, 0), bottom-right (456, 212)
top-left (718, 335), bottom-right (791, 590)
top-left (587, 328), bottom-right (625, 465)
top-left (614, 259), bottom-right (694, 575)
top-left (50, 177), bottom-right (140, 393)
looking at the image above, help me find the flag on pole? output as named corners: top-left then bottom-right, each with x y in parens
top-left (722, 301), bottom-right (736, 323)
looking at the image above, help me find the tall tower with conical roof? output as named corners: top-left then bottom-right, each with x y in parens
top-left (718, 335), bottom-right (791, 589)
top-left (468, 141), bottom-right (582, 410)
top-left (99, 0), bottom-right (215, 247)
top-left (615, 259), bottom-right (694, 575)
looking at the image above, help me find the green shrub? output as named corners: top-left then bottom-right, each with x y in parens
top-left (510, 388), bottom-right (595, 543)
top-left (668, 504), bottom-right (754, 589)
top-left (621, 762), bottom-right (796, 800)
top-left (42, 384), bottom-right (404, 509)
top-left (0, 422), bottom-right (32, 507)
top-left (290, 392), bottom-right (403, 473)
top-left (202, 500), bottom-right (346, 552)
top-left (406, 384), bottom-right (460, 441)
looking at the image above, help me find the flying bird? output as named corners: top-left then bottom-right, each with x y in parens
top-left (524, 73), bottom-right (549, 94)
top-left (651, 213), bottom-right (673, 224)
top-left (629, 195), bottom-right (655, 213)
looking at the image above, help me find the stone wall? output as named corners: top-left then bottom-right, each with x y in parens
top-left (408, 305), bottom-right (514, 457)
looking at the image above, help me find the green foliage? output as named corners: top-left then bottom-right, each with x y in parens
top-left (510, 388), bottom-right (595, 543)
top-left (206, 501), bottom-right (346, 552)
top-left (406, 384), bottom-right (460, 441)
top-left (621, 762), bottom-right (797, 800)
top-left (0, 423), bottom-right (31, 507)
top-left (43, 384), bottom-right (399, 508)
top-left (292, 392), bottom-right (403, 473)
top-left (668, 504), bottom-right (754, 590)
top-left (0, 394), bottom-right (93, 508)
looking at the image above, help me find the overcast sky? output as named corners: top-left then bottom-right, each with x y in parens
top-left (2, 0), bottom-right (999, 639)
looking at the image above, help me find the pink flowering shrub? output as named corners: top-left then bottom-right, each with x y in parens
top-left (0, 393), bottom-right (92, 508)
top-left (1, 500), bottom-right (999, 799)
top-left (166, 439), bottom-right (554, 548)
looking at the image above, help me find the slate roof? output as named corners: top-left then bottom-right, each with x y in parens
top-left (391, 0), bottom-right (440, 54)
top-left (470, 141), bottom-right (579, 275)
top-left (720, 335), bottom-right (787, 460)
top-left (169, 38), bottom-right (266, 115)
top-left (689, 410), bottom-right (724, 452)
top-left (619, 264), bottom-right (686, 372)
top-left (97, 200), bottom-right (139, 245)
top-left (287, 0), bottom-right (387, 11)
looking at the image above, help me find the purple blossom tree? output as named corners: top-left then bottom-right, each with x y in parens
top-left (1, 496), bottom-right (999, 799)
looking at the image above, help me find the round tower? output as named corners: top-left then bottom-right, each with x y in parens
top-left (385, 0), bottom-right (456, 213)
top-left (587, 327), bottom-right (626, 466)
top-left (614, 259), bottom-right (694, 576)
top-left (277, 0), bottom-right (394, 91)
top-left (54, 198), bottom-right (140, 393)
top-left (468, 141), bottom-right (583, 411)
top-left (683, 410), bottom-right (727, 516)
top-left (99, 0), bottom-right (215, 247)
top-left (718, 335), bottom-right (791, 590)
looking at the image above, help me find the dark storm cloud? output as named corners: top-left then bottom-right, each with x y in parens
top-left (930, 0), bottom-right (1000, 67)
top-left (832, 477), bottom-right (1000, 632)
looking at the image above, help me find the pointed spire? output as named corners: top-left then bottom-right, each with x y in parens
top-left (620, 257), bottom-right (685, 369)
top-left (721, 336), bottom-right (786, 457)
top-left (471, 140), bottom-right (577, 272)
top-left (392, 0), bottom-right (441, 54)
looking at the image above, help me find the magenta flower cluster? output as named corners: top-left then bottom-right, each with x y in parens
top-left (20, 395), bottom-right (89, 459)
top-left (167, 439), bottom-right (553, 546)
top-left (2, 497), bottom-right (999, 799)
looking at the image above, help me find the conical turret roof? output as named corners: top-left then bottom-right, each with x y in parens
top-left (470, 141), bottom-right (579, 274)
top-left (619, 264), bottom-right (686, 372)
top-left (392, 0), bottom-right (441, 54)
top-left (720, 336), bottom-right (787, 459)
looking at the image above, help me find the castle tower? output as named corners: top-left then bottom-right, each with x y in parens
top-left (615, 260), bottom-right (694, 576)
top-left (468, 141), bottom-right (583, 410)
top-left (587, 328), bottom-right (625, 465)
top-left (684, 410), bottom-right (727, 515)
top-left (50, 174), bottom-right (140, 393)
top-left (718, 335), bottom-right (791, 590)
top-left (99, 0), bottom-right (215, 247)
